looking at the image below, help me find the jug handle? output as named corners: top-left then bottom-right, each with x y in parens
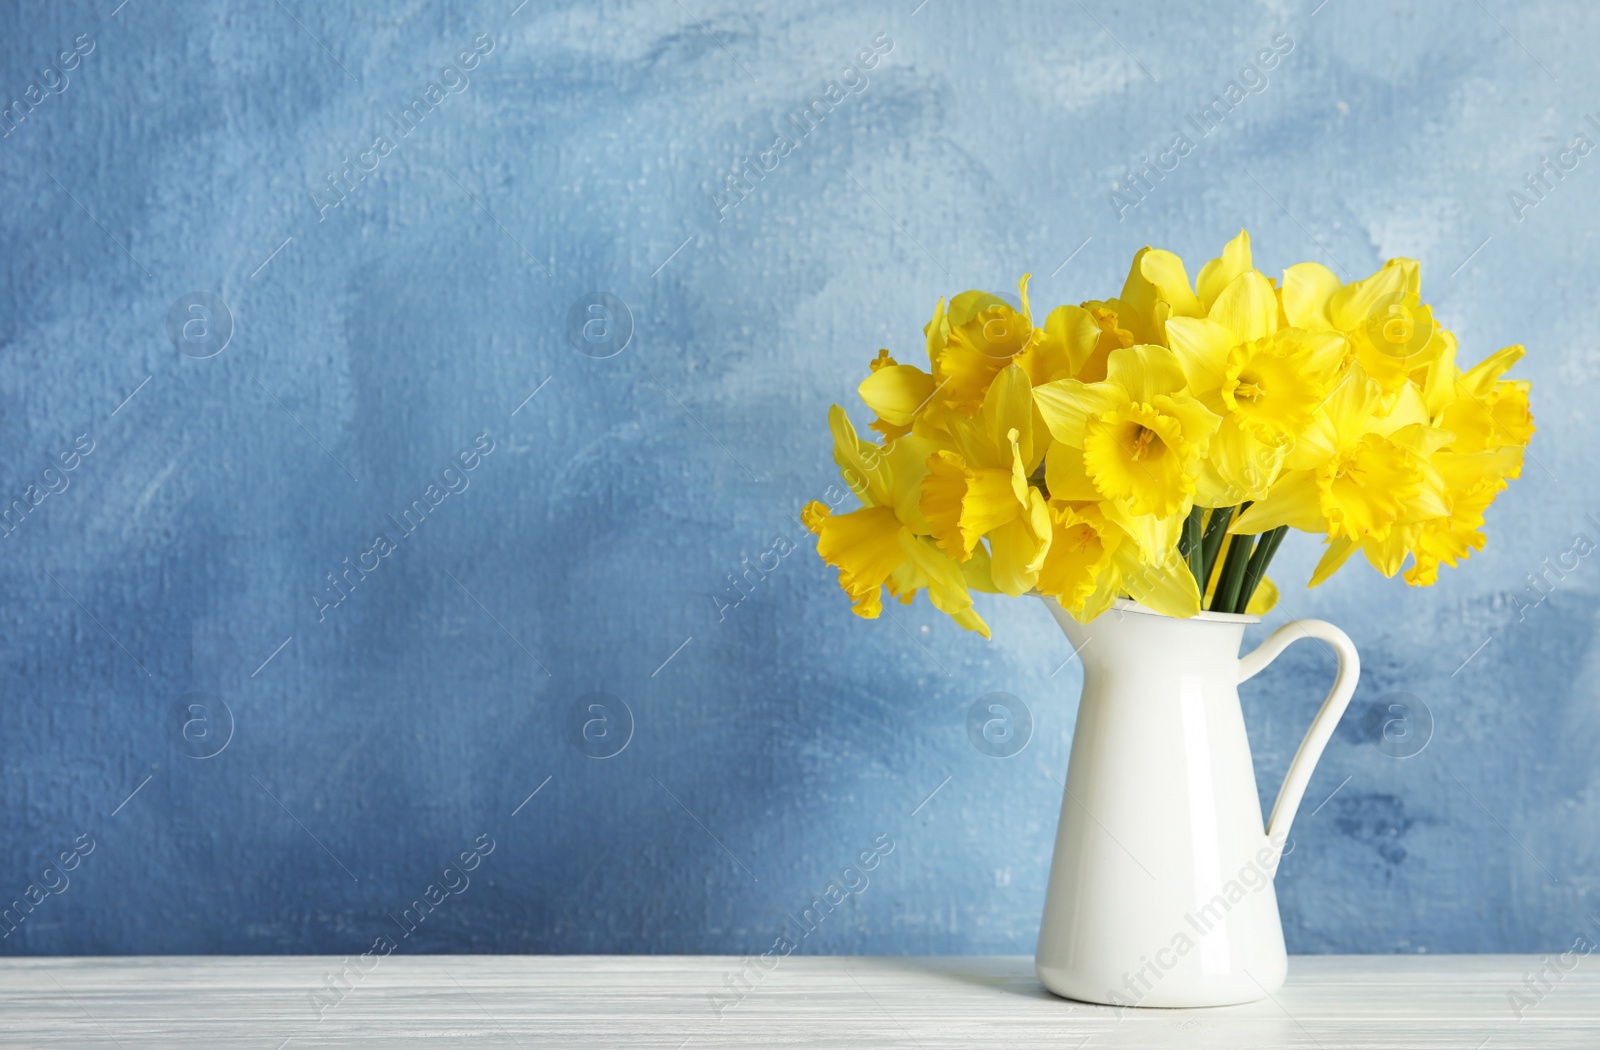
top-left (1237, 618), bottom-right (1360, 869)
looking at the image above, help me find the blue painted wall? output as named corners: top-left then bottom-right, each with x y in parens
top-left (0, 0), bottom-right (1594, 958)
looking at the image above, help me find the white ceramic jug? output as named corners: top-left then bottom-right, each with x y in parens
top-left (1035, 598), bottom-right (1359, 1008)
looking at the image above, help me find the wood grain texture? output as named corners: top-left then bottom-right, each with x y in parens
top-left (0, 954), bottom-right (1592, 1048)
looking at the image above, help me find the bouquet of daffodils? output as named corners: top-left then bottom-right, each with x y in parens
top-left (801, 231), bottom-right (1534, 637)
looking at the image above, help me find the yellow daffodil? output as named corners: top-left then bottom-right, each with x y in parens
top-left (1166, 254), bottom-right (1346, 504)
top-left (859, 350), bottom-right (938, 441)
top-left (1304, 344), bottom-right (1535, 587)
top-left (919, 366), bottom-right (1052, 595)
top-left (1034, 344), bottom-right (1221, 519)
top-left (1099, 500), bottom-right (1204, 618)
top-left (1304, 443), bottom-right (1523, 589)
top-left (1036, 445), bottom-right (1209, 620)
top-left (925, 277), bottom-right (1039, 416)
top-left (1084, 247), bottom-right (1203, 348)
top-left (1215, 330), bottom-right (1344, 443)
top-left (806, 234), bottom-right (1532, 631)
top-left (1033, 498), bottom-right (1205, 622)
top-left (1016, 303), bottom-right (1134, 387)
top-left (802, 501), bottom-right (902, 616)
top-left (1281, 256), bottom-right (1450, 394)
top-left (1035, 502), bottom-right (1120, 616)
top-left (802, 406), bottom-right (990, 635)
top-left (1232, 370), bottom-right (1448, 544)
top-left (1401, 447), bottom-right (1523, 585)
top-left (1436, 344), bottom-right (1535, 458)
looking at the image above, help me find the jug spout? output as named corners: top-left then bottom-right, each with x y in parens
top-left (1041, 596), bottom-right (1095, 654)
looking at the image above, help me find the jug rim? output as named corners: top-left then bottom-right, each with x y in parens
top-left (1107, 598), bottom-right (1260, 624)
top-left (1034, 595), bottom-right (1263, 625)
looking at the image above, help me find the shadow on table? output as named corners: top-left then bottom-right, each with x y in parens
top-left (869, 956), bottom-right (1110, 1007)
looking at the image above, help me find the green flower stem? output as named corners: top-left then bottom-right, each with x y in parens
top-left (1211, 532), bottom-right (1256, 614)
top-left (1235, 525), bottom-right (1289, 614)
top-left (1198, 505), bottom-right (1235, 593)
top-left (1180, 506), bottom-right (1205, 589)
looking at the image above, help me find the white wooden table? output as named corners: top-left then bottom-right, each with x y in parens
top-left (0, 955), bottom-right (1591, 1047)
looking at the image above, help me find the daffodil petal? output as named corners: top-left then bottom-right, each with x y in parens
top-left (959, 541), bottom-right (1002, 594)
top-left (1196, 230), bottom-right (1253, 314)
top-left (1035, 502), bottom-right (1118, 611)
top-left (1231, 469), bottom-right (1326, 534)
top-left (884, 432), bottom-right (943, 532)
top-left (981, 365), bottom-right (1035, 467)
top-left (1327, 258), bottom-right (1408, 332)
top-left (989, 490), bottom-right (1052, 596)
top-left (923, 296), bottom-right (947, 368)
top-left (859, 364), bottom-right (936, 427)
top-left (946, 606), bottom-right (993, 638)
top-left (1044, 442), bottom-right (1101, 501)
top-left (1104, 343), bottom-right (1189, 402)
top-left (1208, 269), bottom-right (1279, 343)
top-left (1042, 304), bottom-right (1106, 378)
top-left (1308, 536), bottom-right (1357, 588)
top-left (896, 531), bottom-right (987, 635)
top-left (1033, 378), bottom-right (1120, 445)
top-left (920, 452), bottom-right (1021, 561)
top-left (829, 405), bottom-right (892, 507)
top-left (1138, 249), bottom-right (1204, 320)
top-left (1460, 344), bottom-right (1527, 396)
top-left (1113, 247), bottom-right (1201, 345)
top-left (1163, 316), bottom-right (1237, 397)
top-left (1245, 574), bottom-right (1278, 615)
top-left (1102, 500), bottom-right (1188, 561)
top-left (1281, 262), bottom-right (1341, 330)
top-left (1114, 542), bottom-right (1201, 619)
top-left (1316, 434), bottom-right (1429, 541)
top-left (1196, 417), bottom-right (1283, 505)
top-left (1361, 527), bottom-right (1414, 578)
top-left (809, 504), bottom-right (905, 618)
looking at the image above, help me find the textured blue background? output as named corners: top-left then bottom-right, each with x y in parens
top-left (0, 0), bottom-right (1593, 958)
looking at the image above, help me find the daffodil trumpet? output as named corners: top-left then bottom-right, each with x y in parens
top-left (805, 231), bottom-right (1533, 633)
